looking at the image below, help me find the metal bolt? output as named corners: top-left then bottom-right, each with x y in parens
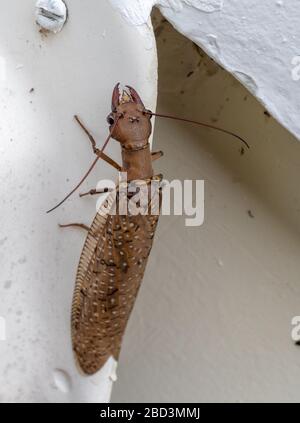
top-left (35, 0), bottom-right (67, 34)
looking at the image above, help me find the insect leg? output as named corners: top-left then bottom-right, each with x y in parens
top-left (95, 150), bottom-right (122, 171)
top-left (79, 188), bottom-right (113, 198)
top-left (59, 223), bottom-right (90, 232)
top-left (151, 151), bottom-right (164, 161)
top-left (74, 115), bottom-right (122, 171)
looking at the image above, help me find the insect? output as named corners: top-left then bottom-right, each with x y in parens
top-left (47, 84), bottom-right (248, 375)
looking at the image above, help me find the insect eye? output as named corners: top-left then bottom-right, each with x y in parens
top-left (107, 114), bottom-right (115, 125)
top-left (143, 109), bottom-right (153, 119)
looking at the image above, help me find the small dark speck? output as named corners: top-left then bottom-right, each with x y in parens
top-left (244, 95), bottom-right (248, 101)
top-left (247, 210), bottom-right (255, 218)
top-left (226, 97), bottom-right (230, 102)
top-left (29, 88), bottom-right (34, 93)
top-left (295, 340), bottom-right (300, 346)
top-left (180, 90), bottom-right (185, 95)
top-left (4, 280), bottom-right (12, 289)
top-left (240, 147), bottom-right (245, 156)
top-left (18, 256), bottom-right (27, 264)
top-left (0, 237), bottom-right (7, 246)
top-left (186, 71), bottom-right (194, 78)
top-left (264, 110), bottom-right (271, 117)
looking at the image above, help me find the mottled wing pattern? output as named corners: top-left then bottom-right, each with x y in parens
top-left (71, 186), bottom-right (160, 374)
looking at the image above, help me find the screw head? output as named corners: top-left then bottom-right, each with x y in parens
top-left (35, 0), bottom-right (67, 34)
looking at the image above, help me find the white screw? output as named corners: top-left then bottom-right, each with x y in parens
top-left (35, 0), bottom-right (67, 34)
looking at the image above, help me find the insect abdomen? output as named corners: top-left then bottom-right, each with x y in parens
top-left (71, 188), bottom-right (160, 375)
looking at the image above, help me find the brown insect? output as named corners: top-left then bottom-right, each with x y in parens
top-left (47, 84), bottom-right (248, 375)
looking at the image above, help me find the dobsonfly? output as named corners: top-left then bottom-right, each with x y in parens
top-left (47, 83), bottom-right (249, 375)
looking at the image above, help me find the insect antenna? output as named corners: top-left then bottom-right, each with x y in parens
top-left (46, 116), bottom-right (120, 214)
top-left (145, 111), bottom-right (249, 149)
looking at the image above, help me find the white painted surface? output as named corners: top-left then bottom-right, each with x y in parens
top-left (110, 0), bottom-right (300, 140)
top-left (0, 0), bottom-right (156, 402)
top-left (112, 12), bottom-right (300, 403)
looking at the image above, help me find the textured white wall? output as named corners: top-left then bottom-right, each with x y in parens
top-left (110, 0), bottom-right (300, 141)
top-left (0, 0), bottom-right (157, 402)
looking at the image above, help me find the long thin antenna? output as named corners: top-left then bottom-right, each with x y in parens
top-left (46, 116), bottom-right (119, 214)
top-left (146, 111), bottom-right (249, 149)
